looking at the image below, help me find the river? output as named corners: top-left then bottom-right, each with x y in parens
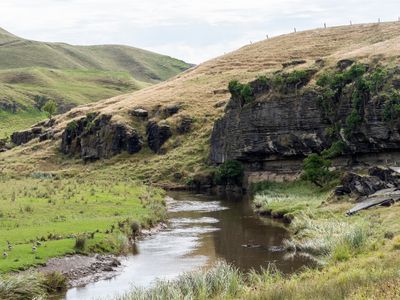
top-left (65, 191), bottom-right (311, 300)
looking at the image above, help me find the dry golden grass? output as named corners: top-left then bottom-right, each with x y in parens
top-left (2, 22), bottom-right (400, 182)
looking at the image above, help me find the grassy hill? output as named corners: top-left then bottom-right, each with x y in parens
top-left (3, 22), bottom-right (397, 183)
top-left (0, 27), bottom-right (191, 137)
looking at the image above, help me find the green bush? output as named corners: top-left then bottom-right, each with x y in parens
top-left (383, 89), bottom-right (400, 121)
top-left (286, 70), bottom-right (309, 85)
top-left (74, 235), bottom-right (87, 252)
top-left (321, 141), bottom-right (345, 159)
top-left (66, 120), bottom-right (78, 131)
top-left (302, 154), bottom-right (333, 187)
top-left (228, 80), bottom-right (255, 104)
top-left (228, 80), bottom-right (243, 96)
top-left (215, 160), bottom-right (244, 185)
top-left (369, 67), bottom-right (388, 94)
top-left (240, 84), bottom-right (254, 103)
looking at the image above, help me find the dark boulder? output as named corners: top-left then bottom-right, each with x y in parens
top-left (335, 167), bottom-right (400, 197)
top-left (146, 121), bottom-right (172, 153)
top-left (61, 114), bottom-right (143, 161)
top-left (177, 116), bottom-right (193, 134)
top-left (130, 108), bottom-right (148, 120)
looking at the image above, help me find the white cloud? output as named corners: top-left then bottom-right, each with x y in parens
top-left (0, 0), bottom-right (399, 63)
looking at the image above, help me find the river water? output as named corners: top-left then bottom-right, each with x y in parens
top-left (65, 191), bottom-right (311, 300)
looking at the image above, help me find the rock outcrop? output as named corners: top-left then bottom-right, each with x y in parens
top-left (210, 66), bottom-right (400, 175)
top-left (130, 108), bottom-right (148, 120)
top-left (335, 167), bottom-right (400, 197)
top-left (61, 113), bottom-right (143, 161)
top-left (146, 121), bottom-right (172, 153)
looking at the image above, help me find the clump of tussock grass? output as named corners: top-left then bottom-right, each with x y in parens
top-left (0, 273), bottom-right (45, 300)
top-left (117, 261), bottom-right (243, 300)
top-left (286, 213), bottom-right (369, 261)
top-left (42, 271), bottom-right (67, 293)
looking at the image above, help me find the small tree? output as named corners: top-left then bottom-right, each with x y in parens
top-left (43, 100), bottom-right (57, 120)
top-left (303, 153), bottom-right (332, 187)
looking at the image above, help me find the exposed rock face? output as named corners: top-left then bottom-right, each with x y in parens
top-left (210, 73), bottom-right (400, 174)
top-left (61, 114), bottom-right (143, 161)
top-left (146, 121), bottom-right (172, 153)
top-left (11, 126), bottom-right (48, 146)
top-left (211, 90), bottom-right (329, 169)
top-left (11, 130), bottom-right (36, 145)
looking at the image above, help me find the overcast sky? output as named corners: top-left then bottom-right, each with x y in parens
top-left (0, 1), bottom-right (399, 64)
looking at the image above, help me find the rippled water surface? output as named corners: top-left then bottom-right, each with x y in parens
top-left (65, 192), bottom-right (311, 300)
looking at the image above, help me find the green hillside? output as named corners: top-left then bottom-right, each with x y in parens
top-left (0, 28), bottom-right (191, 137)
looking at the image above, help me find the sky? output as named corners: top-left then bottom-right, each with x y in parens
top-left (0, 0), bottom-right (399, 64)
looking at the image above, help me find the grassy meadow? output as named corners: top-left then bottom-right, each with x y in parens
top-left (0, 174), bottom-right (166, 272)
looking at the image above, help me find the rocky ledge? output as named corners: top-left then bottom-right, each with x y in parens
top-left (210, 61), bottom-right (400, 175)
top-left (61, 113), bottom-right (143, 161)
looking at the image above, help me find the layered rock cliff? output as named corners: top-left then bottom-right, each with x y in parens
top-left (210, 61), bottom-right (400, 176)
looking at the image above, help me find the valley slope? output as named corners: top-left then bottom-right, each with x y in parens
top-left (0, 27), bottom-right (191, 137)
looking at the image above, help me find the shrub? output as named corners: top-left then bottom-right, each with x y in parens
top-left (369, 67), bottom-right (388, 94)
top-left (321, 141), bottom-right (345, 159)
top-left (228, 80), bottom-right (255, 104)
top-left (240, 84), bottom-right (254, 103)
top-left (286, 70), bottom-right (309, 85)
top-left (74, 235), bottom-right (87, 252)
top-left (66, 120), bottom-right (78, 131)
top-left (302, 154), bottom-right (333, 187)
top-left (228, 80), bottom-right (243, 96)
top-left (214, 160), bottom-right (244, 185)
top-left (383, 89), bottom-right (400, 121)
